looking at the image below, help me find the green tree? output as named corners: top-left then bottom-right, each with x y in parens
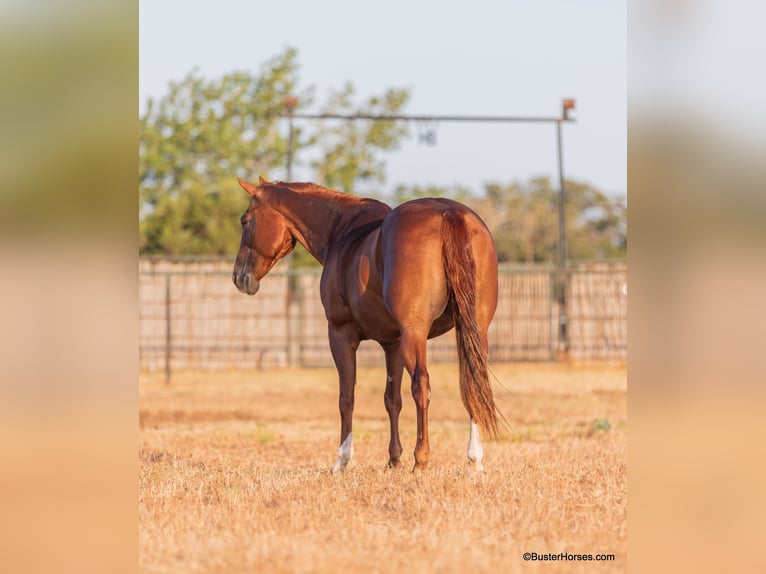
top-left (473, 177), bottom-right (626, 264)
top-left (139, 48), bottom-right (311, 255)
top-left (564, 179), bottom-right (627, 260)
top-left (139, 181), bottom-right (247, 255)
top-left (311, 83), bottom-right (410, 194)
top-left (140, 48), bottom-right (310, 214)
top-left (479, 179), bottom-right (557, 263)
top-left (139, 49), bottom-right (412, 259)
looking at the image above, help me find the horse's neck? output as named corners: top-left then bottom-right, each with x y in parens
top-left (273, 188), bottom-right (364, 264)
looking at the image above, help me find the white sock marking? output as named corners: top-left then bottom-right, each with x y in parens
top-left (332, 433), bottom-right (354, 473)
top-left (466, 419), bottom-right (484, 472)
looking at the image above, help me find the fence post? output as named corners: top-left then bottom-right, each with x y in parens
top-left (286, 272), bottom-right (301, 367)
top-left (547, 269), bottom-right (555, 361)
top-left (556, 269), bottom-right (570, 361)
top-left (297, 274), bottom-right (305, 367)
top-left (165, 272), bottom-right (171, 383)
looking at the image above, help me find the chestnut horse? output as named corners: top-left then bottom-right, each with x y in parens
top-left (233, 177), bottom-right (501, 472)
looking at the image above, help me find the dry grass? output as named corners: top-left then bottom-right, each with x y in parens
top-left (140, 363), bottom-right (626, 573)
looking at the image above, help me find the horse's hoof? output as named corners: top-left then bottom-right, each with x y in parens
top-left (386, 458), bottom-right (402, 470)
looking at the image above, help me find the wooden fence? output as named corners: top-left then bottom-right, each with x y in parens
top-left (139, 258), bottom-right (626, 373)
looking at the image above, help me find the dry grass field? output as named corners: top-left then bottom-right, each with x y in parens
top-left (139, 363), bottom-right (627, 573)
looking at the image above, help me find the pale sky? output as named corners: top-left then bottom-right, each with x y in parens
top-left (140, 0), bottom-right (626, 197)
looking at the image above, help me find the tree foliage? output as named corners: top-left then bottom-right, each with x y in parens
top-left (140, 49), bottom-right (310, 255)
top-left (310, 83), bottom-right (410, 194)
top-left (139, 48), bottom-right (410, 256)
top-left (139, 181), bottom-right (247, 255)
top-left (140, 49), bottom-right (308, 212)
top-left (473, 177), bottom-right (626, 264)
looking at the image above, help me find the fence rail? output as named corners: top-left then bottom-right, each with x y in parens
top-left (139, 258), bottom-right (626, 374)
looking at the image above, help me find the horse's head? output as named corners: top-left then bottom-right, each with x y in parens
top-left (232, 176), bottom-right (296, 295)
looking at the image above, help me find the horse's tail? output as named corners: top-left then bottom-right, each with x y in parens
top-left (441, 210), bottom-right (500, 439)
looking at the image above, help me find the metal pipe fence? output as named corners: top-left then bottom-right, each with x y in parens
top-left (139, 258), bottom-right (626, 376)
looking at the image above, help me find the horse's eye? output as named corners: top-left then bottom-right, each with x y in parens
top-left (240, 216), bottom-right (247, 227)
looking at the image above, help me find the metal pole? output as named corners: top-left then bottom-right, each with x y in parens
top-left (286, 112), bottom-right (294, 181)
top-left (283, 95), bottom-right (298, 181)
top-left (287, 112), bottom-right (567, 124)
top-left (283, 98), bottom-right (299, 366)
top-left (556, 120), bottom-right (568, 270)
top-left (165, 272), bottom-right (171, 383)
top-left (555, 119), bottom-right (569, 358)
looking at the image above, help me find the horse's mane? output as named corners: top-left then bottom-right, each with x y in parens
top-left (263, 180), bottom-right (365, 203)
top-left (266, 180), bottom-right (330, 193)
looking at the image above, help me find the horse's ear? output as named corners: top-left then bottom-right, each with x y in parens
top-left (237, 178), bottom-right (261, 197)
top-left (258, 175), bottom-right (269, 185)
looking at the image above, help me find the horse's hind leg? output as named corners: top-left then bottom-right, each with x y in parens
top-left (382, 341), bottom-right (404, 468)
top-left (328, 324), bottom-right (359, 473)
top-left (466, 418), bottom-right (484, 473)
top-left (466, 312), bottom-right (494, 474)
top-left (399, 327), bottom-right (431, 472)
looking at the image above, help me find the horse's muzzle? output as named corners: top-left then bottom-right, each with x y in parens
top-left (233, 271), bottom-right (260, 295)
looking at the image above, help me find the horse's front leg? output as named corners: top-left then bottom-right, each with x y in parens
top-left (328, 322), bottom-right (360, 473)
top-left (382, 341), bottom-right (404, 468)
